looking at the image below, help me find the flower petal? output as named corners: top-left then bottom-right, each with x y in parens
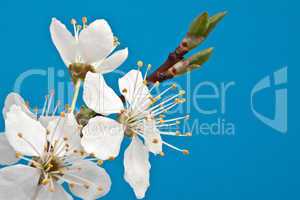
top-left (79, 19), bottom-right (114, 63)
top-left (2, 92), bottom-right (35, 119)
top-left (81, 116), bottom-right (124, 160)
top-left (47, 113), bottom-right (83, 157)
top-left (39, 116), bottom-right (59, 128)
top-left (35, 183), bottom-right (73, 200)
top-left (124, 137), bottom-right (151, 199)
top-left (94, 48), bottom-right (128, 74)
top-left (118, 70), bottom-right (150, 106)
top-left (5, 105), bottom-right (47, 157)
top-left (143, 120), bottom-right (162, 155)
top-left (0, 165), bottom-right (41, 200)
top-left (50, 18), bottom-right (77, 66)
top-left (65, 160), bottom-right (111, 199)
top-left (83, 72), bottom-right (124, 115)
top-left (0, 133), bottom-right (19, 165)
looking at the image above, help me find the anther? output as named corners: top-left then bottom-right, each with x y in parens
top-left (97, 160), bottom-right (104, 166)
top-left (160, 114), bottom-right (166, 118)
top-left (113, 36), bottom-right (120, 46)
top-left (82, 16), bottom-right (88, 24)
top-left (71, 19), bottom-right (77, 25)
top-left (152, 139), bottom-right (159, 144)
top-left (185, 132), bottom-right (192, 136)
top-left (60, 112), bottom-right (66, 117)
top-left (15, 152), bottom-right (22, 158)
top-left (108, 156), bottom-right (115, 161)
top-left (137, 60), bottom-right (144, 67)
top-left (149, 97), bottom-right (157, 103)
top-left (41, 179), bottom-right (50, 185)
top-left (182, 150), bottom-right (190, 155)
top-left (17, 133), bottom-right (23, 138)
top-left (171, 84), bottom-right (177, 89)
top-left (122, 88), bottom-right (128, 93)
top-left (80, 150), bottom-right (85, 156)
top-left (179, 90), bottom-right (186, 95)
top-left (159, 152), bottom-right (165, 157)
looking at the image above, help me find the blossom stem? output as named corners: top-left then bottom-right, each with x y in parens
top-left (71, 80), bottom-right (81, 113)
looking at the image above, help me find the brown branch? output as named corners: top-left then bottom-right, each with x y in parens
top-left (146, 44), bottom-right (188, 83)
top-left (146, 11), bottom-right (226, 84)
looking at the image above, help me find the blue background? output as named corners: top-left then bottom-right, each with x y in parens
top-left (0, 0), bottom-right (296, 200)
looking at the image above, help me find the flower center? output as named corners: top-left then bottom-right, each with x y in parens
top-left (69, 63), bottom-right (96, 82)
top-left (118, 110), bottom-right (140, 137)
top-left (43, 157), bottom-right (61, 173)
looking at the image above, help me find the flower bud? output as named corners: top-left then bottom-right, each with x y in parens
top-left (188, 12), bottom-right (209, 37)
top-left (203, 11), bottom-right (227, 37)
top-left (188, 47), bottom-right (213, 68)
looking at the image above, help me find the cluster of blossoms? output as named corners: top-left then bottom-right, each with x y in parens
top-left (0, 17), bottom-right (191, 199)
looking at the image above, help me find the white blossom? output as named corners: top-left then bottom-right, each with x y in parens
top-left (0, 93), bottom-right (111, 199)
top-left (50, 17), bottom-right (128, 74)
top-left (81, 64), bottom-right (190, 198)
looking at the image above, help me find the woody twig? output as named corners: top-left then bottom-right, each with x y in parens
top-left (146, 11), bottom-right (226, 83)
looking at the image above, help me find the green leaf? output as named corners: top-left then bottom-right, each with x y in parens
top-left (189, 12), bottom-right (209, 37)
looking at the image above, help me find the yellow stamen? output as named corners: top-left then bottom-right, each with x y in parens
top-left (108, 156), bottom-right (115, 161)
top-left (152, 139), bottom-right (159, 144)
top-left (82, 16), bottom-right (88, 24)
top-left (71, 19), bottom-right (77, 25)
top-left (97, 160), bottom-right (104, 166)
top-left (137, 60), bottom-right (144, 67)
top-left (182, 150), bottom-right (190, 155)
top-left (60, 112), bottom-right (65, 117)
top-left (15, 152), bottom-right (22, 158)
top-left (159, 152), bottom-right (165, 157)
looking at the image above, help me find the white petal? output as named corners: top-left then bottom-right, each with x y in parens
top-left (5, 105), bottom-right (47, 157)
top-left (47, 113), bottom-right (83, 157)
top-left (2, 92), bottom-right (35, 119)
top-left (35, 183), bottom-right (73, 200)
top-left (50, 18), bottom-right (77, 66)
top-left (79, 19), bottom-right (114, 63)
top-left (83, 72), bottom-right (124, 115)
top-left (0, 165), bottom-right (41, 200)
top-left (124, 137), bottom-right (151, 199)
top-left (94, 48), bottom-right (128, 74)
top-left (39, 116), bottom-right (59, 128)
top-left (143, 120), bottom-right (162, 155)
top-left (81, 116), bottom-right (124, 160)
top-left (65, 160), bottom-right (111, 199)
top-left (118, 70), bottom-right (150, 106)
top-left (0, 133), bottom-right (19, 165)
